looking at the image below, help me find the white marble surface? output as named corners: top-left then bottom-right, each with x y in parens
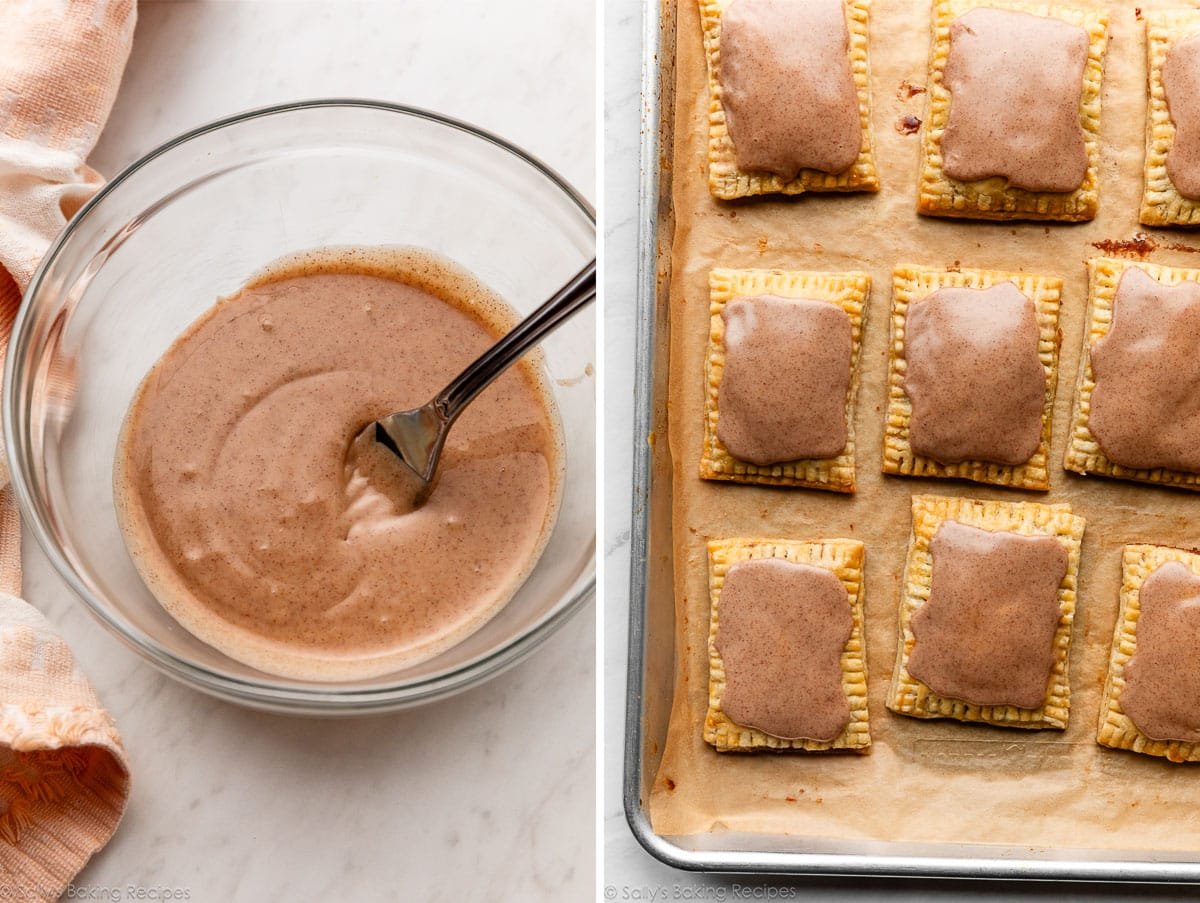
top-left (600, 3), bottom-right (1191, 900)
top-left (26, 2), bottom-right (594, 901)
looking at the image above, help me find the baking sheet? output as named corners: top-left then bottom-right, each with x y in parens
top-left (649, 0), bottom-right (1200, 853)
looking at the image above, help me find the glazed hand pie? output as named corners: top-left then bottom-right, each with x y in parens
top-left (887, 495), bottom-right (1085, 730)
top-left (705, 537), bottom-right (870, 752)
top-left (700, 268), bottom-right (868, 492)
top-left (1065, 257), bottom-right (1200, 490)
top-left (918, 0), bottom-right (1108, 221)
top-left (883, 265), bottom-right (1062, 490)
top-left (1098, 546), bottom-right (1200, 763)
top-left (698, 0), bottom-right (878, 199)
top-left (1141, 9), bottom-right (1200, 226)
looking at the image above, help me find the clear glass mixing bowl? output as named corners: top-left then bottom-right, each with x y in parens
top-left (3, 100), bottom-right (595, 713)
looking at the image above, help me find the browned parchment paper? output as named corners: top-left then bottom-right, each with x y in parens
top-left (649, 0), bottom-right (1200, 851)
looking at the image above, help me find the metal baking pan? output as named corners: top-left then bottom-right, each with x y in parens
top-left (620, 0), bottom-right (1200, 882)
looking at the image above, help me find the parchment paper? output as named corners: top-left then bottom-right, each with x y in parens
top-left (649, 0), bottom-right (1200, 851)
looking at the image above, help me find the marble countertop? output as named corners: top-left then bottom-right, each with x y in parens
top-left (600, 3), bottom-right (1183, 901)
top-left (31, 2), bottom-right (594, 900)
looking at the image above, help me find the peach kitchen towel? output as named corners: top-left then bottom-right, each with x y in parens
top-left (0, 0), bottom-right (136, 899)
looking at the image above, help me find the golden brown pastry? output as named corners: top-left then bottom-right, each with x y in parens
top-left (883, 265), bottom-right (1062, 490)
top-left (917, 0), bottom-right (1108, 222)
top-left (1140, 9), bottom-right (1200, 226)
top-left (705, 537), bottom-right (870, 753)
top-left (1064, 257), bottom-right (1200, 490)
top-left (698, 0), bottom-right (879, 200)
top-left (887, 495), bottom-right (1085, 730)
top-left (700, 268), bottom-right (869, 492)
top-left (1097, 545), bottom-right (1200, 763)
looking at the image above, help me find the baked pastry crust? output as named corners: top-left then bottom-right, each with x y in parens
top-left (704, 537), bottom-right (870, 752)
top-left (698, 0), bottom-right (879, 200)
top-left (1097, 544), bottom-right (1200, 763)
top-left (883, 264), bottom-right (1062, 490)
top-left (917, 0), bottom-right (1108, 222)
top-left (886, 494), bottom-right (1085, 730)
top-left (1064, 257), bottom-right (1200, 490)
top-left (1140, 9), bottom-right (1200, 227)
top-left (700, 268), bottom-right (868, 492)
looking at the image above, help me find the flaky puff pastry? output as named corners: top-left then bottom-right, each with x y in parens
top-left (887, 495), bottom-right (1085, 730)
top-left (697, 0), bottom-right (879, 200)
top-left (700, 268), bottom-right (868, 492)
top-left (917, 0), bottom-right (1108, 222)
top-left (705, 537), bottom-right (870, 752)
top-left (883, 264), bottom-right (1063, 490)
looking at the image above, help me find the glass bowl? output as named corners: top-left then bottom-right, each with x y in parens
top-left (3, 100), bottom-right (595, 714)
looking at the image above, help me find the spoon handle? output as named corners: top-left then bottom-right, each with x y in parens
top-left (435, 259), bottom-right (596, 422)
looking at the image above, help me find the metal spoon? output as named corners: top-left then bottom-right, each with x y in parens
top-left (359, 259), bottom-right (595, 503)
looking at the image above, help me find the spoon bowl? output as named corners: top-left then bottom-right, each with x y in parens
top-left (3, 100), bottom-right (595, 712)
